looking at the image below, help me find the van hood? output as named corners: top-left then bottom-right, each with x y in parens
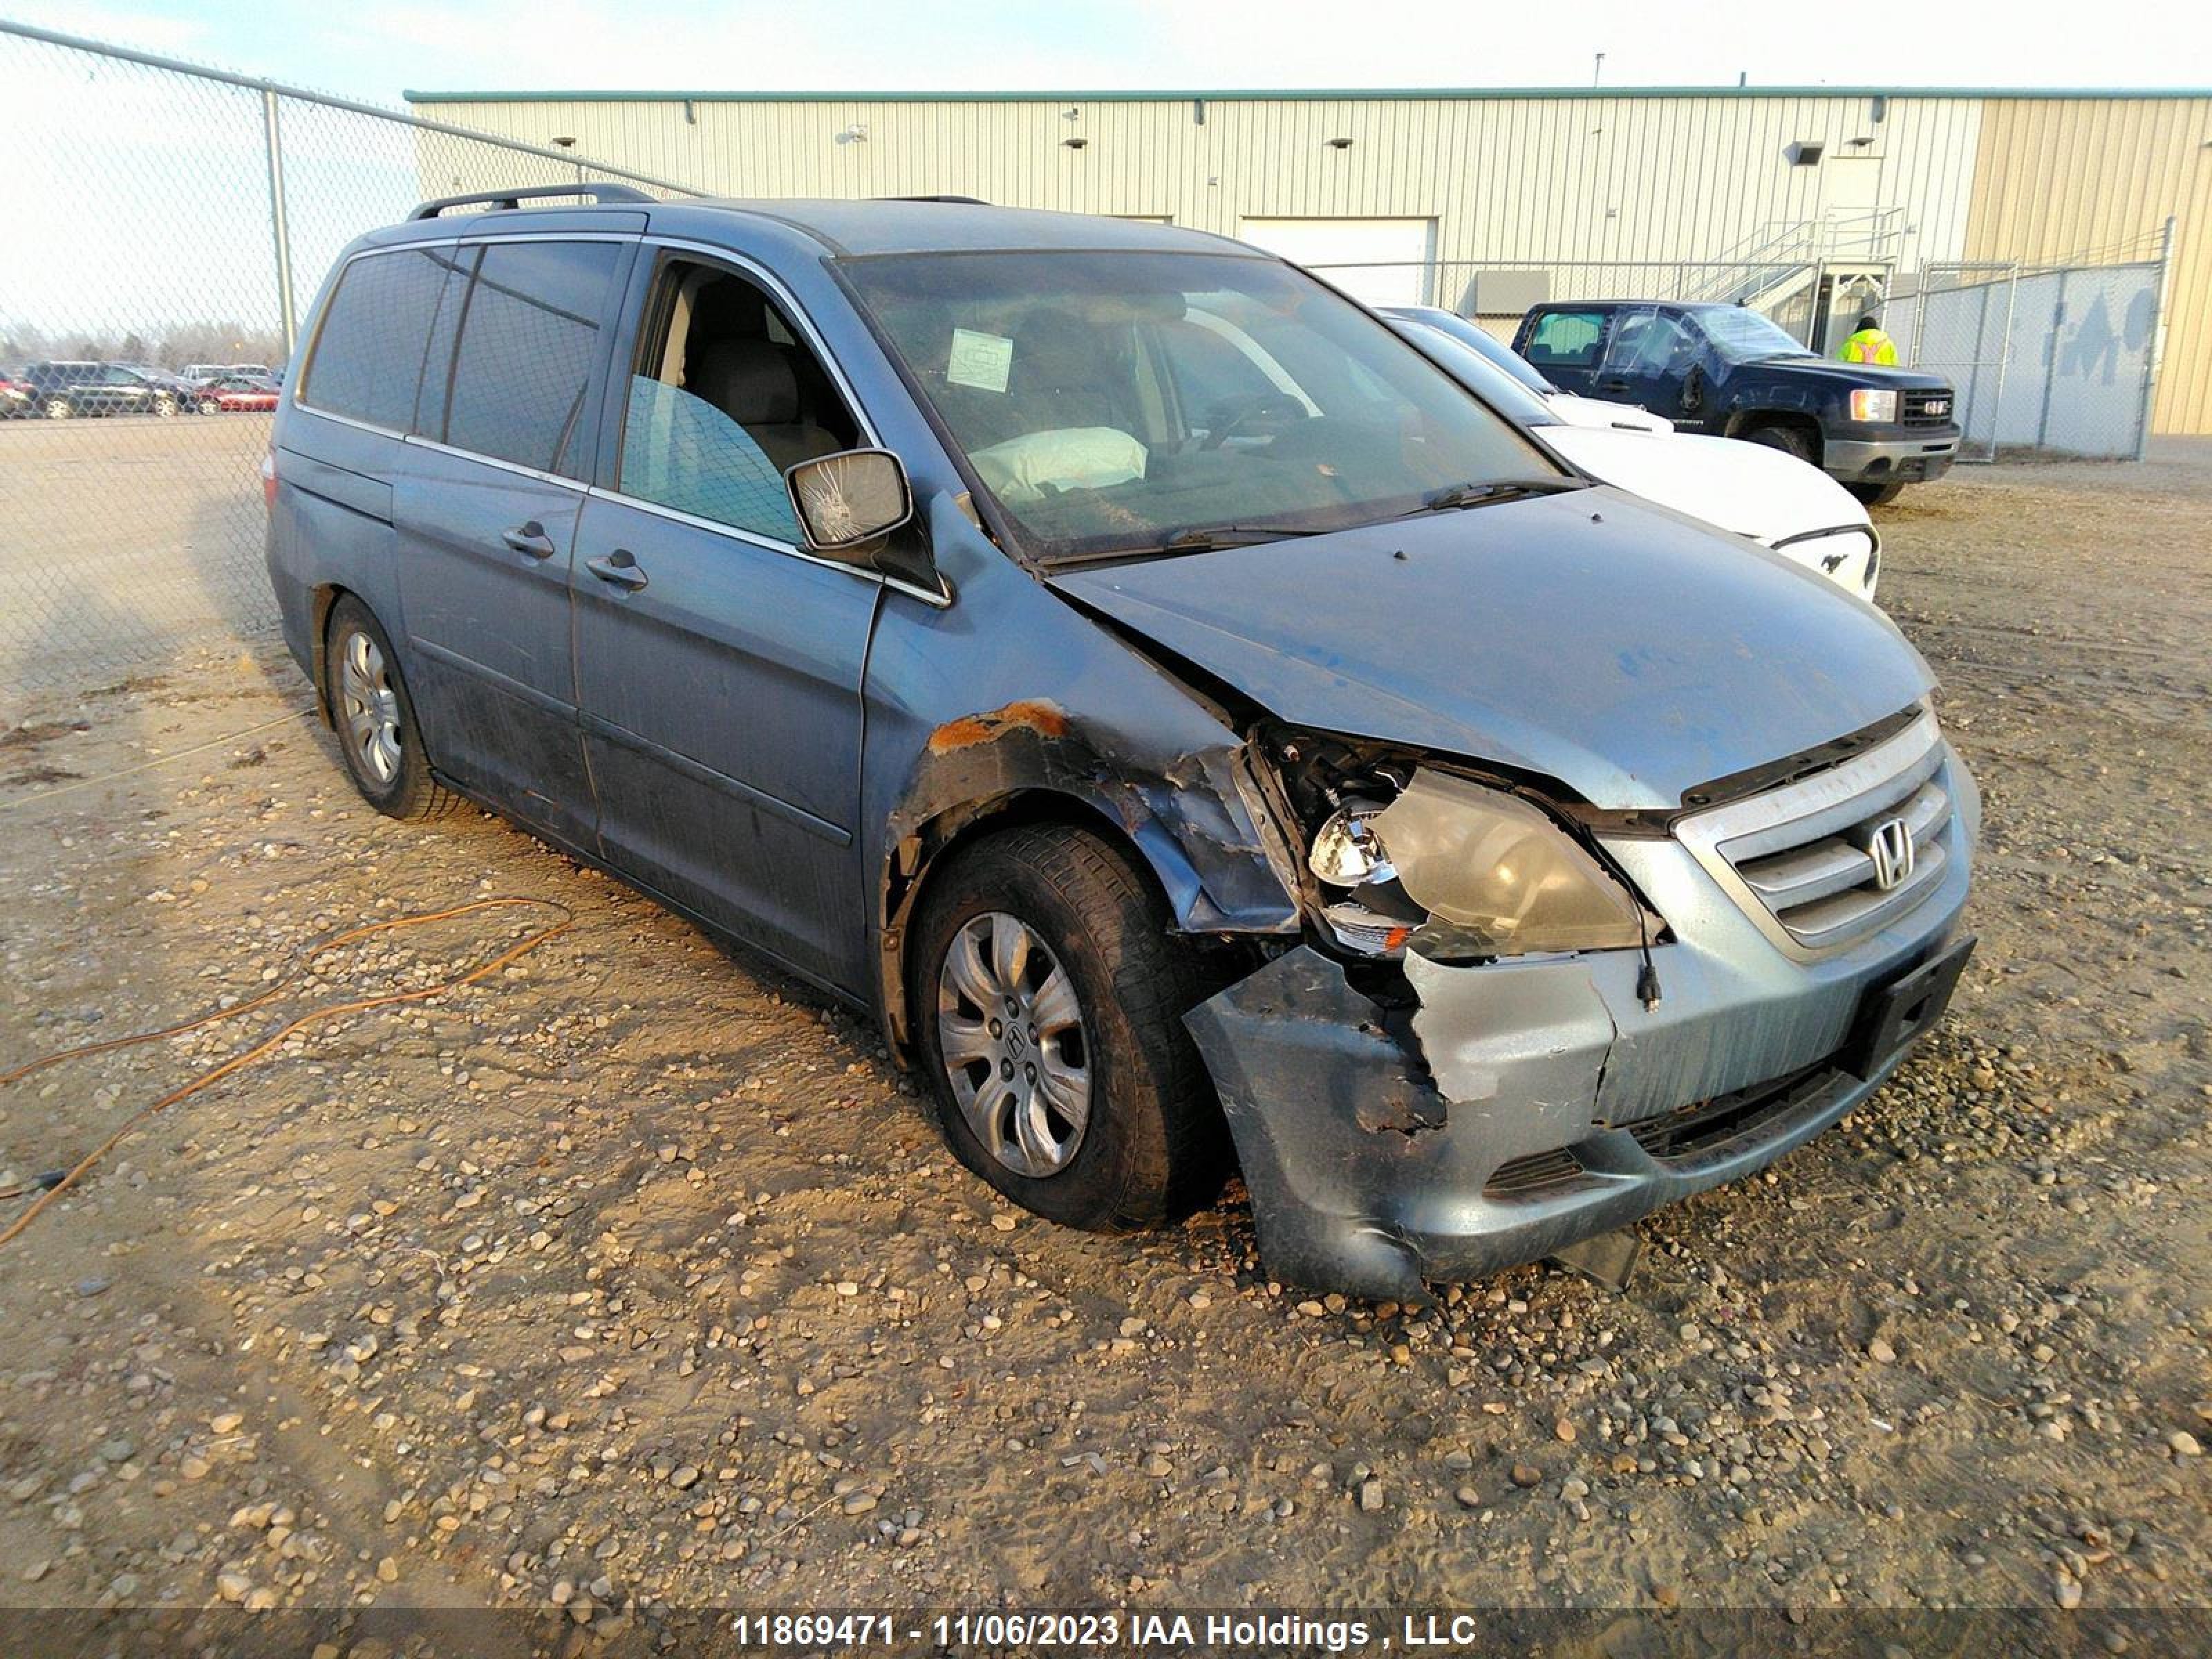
top-left (1048, 487), bottom-right (1931, 809)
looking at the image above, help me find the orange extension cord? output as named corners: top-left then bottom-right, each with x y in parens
top-left (0, 897), bottom-right (574, 1249)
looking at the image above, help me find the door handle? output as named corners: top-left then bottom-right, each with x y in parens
top-left (502, 521), bottom-right (557, 559)
top-left (1596, 377), bottom-right (1633, 394)
top-left (585, 548), bottom-right (648, 591)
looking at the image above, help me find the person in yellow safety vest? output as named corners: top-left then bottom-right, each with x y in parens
top-left (1839, 315), bottom-right (1900, 366)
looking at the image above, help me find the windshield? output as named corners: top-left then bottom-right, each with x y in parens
top-left (1392, 321), bottom-right (1562, 429)
top-left (842, 250), bottom-right (1557, 560)
top-left (1696, 307), bottom-right (1812, 364)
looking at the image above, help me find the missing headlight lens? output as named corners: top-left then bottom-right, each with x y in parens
top-left (1304, 769), bottom-right (1646, 959)
top-left (1307, 798), bottom-right (1396, 886)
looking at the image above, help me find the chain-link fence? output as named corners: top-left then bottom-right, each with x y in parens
top-left (1883, 225), bottom-right (2174, 462)
top-left (1301, 259), bottom-right (1844, 348)
top-left (1313, 234), bottom-right (2171, 465)
top-left (0, 21), bottom-right (695, 706)
top-left (1300, 209), bottom-right (1910, 353)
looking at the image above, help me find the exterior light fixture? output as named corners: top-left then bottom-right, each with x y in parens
top-left (1326, 136), bottom-right (1353, 149)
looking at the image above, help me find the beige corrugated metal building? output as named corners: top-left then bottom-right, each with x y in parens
top-left (409, 85), bottom-right (2212, 433)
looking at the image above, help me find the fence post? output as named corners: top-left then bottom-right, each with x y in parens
top-left (1986, 265), bottom-right (2018, 462)
top-left (2034, 270), bottom-right (2066, 451)
top-left (2137, 214), bottom-right (2177, 462)
top-left (261, 87), bottom-right (297, 359)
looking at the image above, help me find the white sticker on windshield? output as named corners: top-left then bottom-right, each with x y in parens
top-left (946, 328), bottom-right (1014, 393)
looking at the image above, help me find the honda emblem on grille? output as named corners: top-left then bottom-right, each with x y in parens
top-left (1866, 816), bottom-right (1915, 891)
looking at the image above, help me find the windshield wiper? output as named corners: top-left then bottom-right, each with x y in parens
top-left (1396, 476), bottom-right (1588, 517)
top-left (1040, 521), bottom-right (1336, 570)
top-left (1154, 522), bottom-right (1335, 552)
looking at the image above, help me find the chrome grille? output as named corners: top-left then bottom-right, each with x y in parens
top-left (1676, 709), bottom-right (1959, 957)
top-left (1902, 388), bottom-right (1954, 426)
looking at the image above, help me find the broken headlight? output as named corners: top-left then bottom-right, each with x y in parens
top-left (1306, 769), bottom-right (1647, 959)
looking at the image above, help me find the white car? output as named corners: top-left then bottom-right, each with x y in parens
top-left (1386, 309), bottom-right (1879, 599)
top-left (182, 362), bottom-right (280, 384)
top-left (1384, 306), bottom-right (1676, 433)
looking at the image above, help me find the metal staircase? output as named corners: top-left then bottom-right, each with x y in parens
top-left (1682, 209), bottom-right (1904, 315)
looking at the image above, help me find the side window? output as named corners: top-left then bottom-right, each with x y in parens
top-left (616, 259), bottom-right (861, 543)
top-left (1604, 308), bottom-right (1694, 375)
top-left (442, 239), bottom-right (624, 476)
top-left (410, 245), bottom-right (479, 438)
top-left (301, 248), bottom-right (456, 431)
top-left (1523, 309), bottom-right (1608, 371)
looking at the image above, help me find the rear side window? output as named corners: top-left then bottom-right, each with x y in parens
top-left (440, 240), bottom-right (623, 476)
top-left (301, 248), bottom-right (455, 430)
top-left (1524, 309), bottom-right (1608, 371)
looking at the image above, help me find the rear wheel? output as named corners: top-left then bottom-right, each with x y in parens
top-left (909, 823), bottom-right (1229, 1232)
top-left (321, 595), bottom-right (456, 821)
top-left (44, 397), bottom-right (71, 420)
top-left (198, 397), bottom-right (221, 415)
top-left (1846, 479), bottom-right (1906, 507)
top-left (1743, 422), bottom-right (1817, 465)
top-left (152, 395), bottom-right (178, 418)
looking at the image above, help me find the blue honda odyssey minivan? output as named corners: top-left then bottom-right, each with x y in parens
top-left (267, 185), bottom-right (1977, 1300)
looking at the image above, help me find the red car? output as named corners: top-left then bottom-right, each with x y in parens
top-left (194, 374), bottom-right (281, 413)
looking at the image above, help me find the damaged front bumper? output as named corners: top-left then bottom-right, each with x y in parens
top-left (1184, 753), bottom-right (1978, 1302)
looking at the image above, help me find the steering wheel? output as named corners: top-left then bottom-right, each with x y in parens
top-left (1199, 393), bottom-right (1309, 451)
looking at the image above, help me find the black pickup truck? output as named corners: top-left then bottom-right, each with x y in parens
top-left (1512, 301), bottom-right (1961, 505)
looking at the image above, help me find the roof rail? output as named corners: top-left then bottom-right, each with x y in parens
top-left (878, 194), bottom-right (991, 205)
top-left (406, 181), bottom-right (656, 221)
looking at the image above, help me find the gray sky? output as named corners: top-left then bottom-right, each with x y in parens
top-left (12, 0), bottom-right (2212, 103)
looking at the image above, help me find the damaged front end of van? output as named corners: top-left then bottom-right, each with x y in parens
top-left (1041, 494), bottom-right (1979, 1303)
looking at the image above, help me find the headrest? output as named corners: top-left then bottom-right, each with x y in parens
top-left (690, 338), bottom-right (798, 425)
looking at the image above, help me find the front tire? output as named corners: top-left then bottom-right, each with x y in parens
top-left (909, 823), bottom-right (1229, 1232)
top-left (321, 596), bottom-right (456, 821)
top-left (1743, 422), bottom-right (1817, 465)
top-left (44, 397), bottom-right (71, 420)
top-left (153, 395), bottom-right (178, 418)
top-left (1846, 479), bottom-right (1906, 507)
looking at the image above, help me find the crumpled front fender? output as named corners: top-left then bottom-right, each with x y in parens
top-left (1185, 945), bottom-right (1618, 1302)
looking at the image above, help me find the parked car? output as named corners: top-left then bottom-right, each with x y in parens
top-left (1387, 311), bottom-right (1880, 598)
top-left (0, 368), bottom-right (32, 418)
top-left (1512, 300), bottom-right (1962, 505)
top-left (185, 361), bottom-right (281, 384)
top-left (269, 187), bottom-right (1978, 1301)
top-left (193, 373), bottom-right (281, 413)
top-left (19, 360), bottom-right (182, 418)
top-left (119, 362), bottom-right (214, 412)
top-left (1381, 306), bottom-right (1672, 432)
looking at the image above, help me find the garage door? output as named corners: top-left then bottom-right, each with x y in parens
top-left (1237, 217), bottom-right (1435, 307)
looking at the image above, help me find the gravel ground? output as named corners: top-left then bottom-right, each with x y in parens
top-left (0, 453), bottom-right (2206, 1642)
